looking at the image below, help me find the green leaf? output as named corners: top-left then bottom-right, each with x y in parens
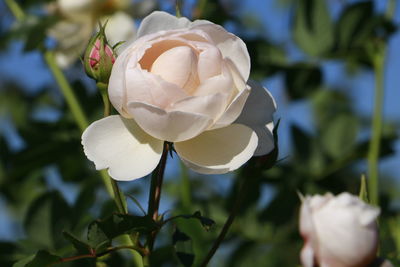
top-left (24, 191), bottom-right (72, 249)
top-left (172, 228), bottom-right (194, 267)
top-left (13, 255), bottom-right (35, 267)
top-left (177, 211), bottom-right (215, 231)
top-left (26, 251), bottom-right (60, 267)
top-left (336, 1), bottom-right (374, 50)
top-left (87, 214), bottom-right (158, 251)
top-left (321, 114), bottom-right (359, 158)
top-left (13, 250), bottom-right (60, 267)
top-left (63, 231), bottom-right (92, 254)
top-left (284, 64), bottom-right (322, 100)
top-left (293, 0), bottom-right (334, 56)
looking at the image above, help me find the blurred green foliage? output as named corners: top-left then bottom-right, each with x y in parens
top-left (0, 0), bottom-right (399, 266)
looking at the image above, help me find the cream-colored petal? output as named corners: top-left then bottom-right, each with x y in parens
top-left (191, 23), bottom-right (250, 82)
top-left (125, 68), bottom-right (187, 109)
top-left (175, 124), bottom-right (258, 174)
top-left (235, 80), bottom-right (276, 125)
top-left (150, 46), bottom-right (198, 93)
top-left (169, 93), bottom-right (229, 121)
top-left (234, 80), bottom-right (276, 155)
top-left (137, 11), bottom-right (191, 38)
top-left (108, 48), bottom-right (131, 117)
top-left (127, 102), bottom-right (213, 142)
top-left (194, 63), bottom-right (234, 97)
top-left (197, 46), bottom-right (222, 82)
top-left (211, 86), bottom-right (251, 129)
top-left (81, 115), bottom-right (163, 181)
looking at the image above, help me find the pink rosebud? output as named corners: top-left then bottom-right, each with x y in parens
top-left (83, 23), bottom-right (116, 83)
top-left (89, 39), bottom-right (115, 68)
top-left (299, 192), bottom-right (380, 267)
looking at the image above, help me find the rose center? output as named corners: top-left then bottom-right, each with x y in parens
top-left (150, 46), bottom-right (200, 95)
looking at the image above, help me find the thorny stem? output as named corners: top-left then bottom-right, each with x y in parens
top-left (200, 178), bottom-right (250, 267)
top-left (147, 143), bottom-right (169, 252)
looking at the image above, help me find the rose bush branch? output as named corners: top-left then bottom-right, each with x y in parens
top-left (146, 143), bottom-right (169, 252)
top-left (200, 177), bottom-right (249, 267)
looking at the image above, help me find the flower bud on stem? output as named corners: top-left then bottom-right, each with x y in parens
top-left (83, 22), bottom-right (116, 84)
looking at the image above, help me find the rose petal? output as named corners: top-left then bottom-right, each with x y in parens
top-left (150, 46), bottom-right (199, 93)
top-left (191, 23), bottom-right (250, 82)
top-left (137, 11), bottom-right (192, 38)
top-left (127, 102), bottom-right (213, 142)
top-left (211, 86), bottom-right (251, 129)
top-left (125, 68), bottom-right (188, 109)
top-left (234, 80), bottom-right (276, 155)
top-left (174, 124), bottom-right (258, 174)
top-left (300, 243), bottom-right (315, 267)
top-left (235, 80), bottom-right (276, 125)
top-left (81, 115), bottom-right (164, 181)
top-left (197, 46), bottom-right (223, 82)
top-left (108, 48), bottom-right (131, 117)
top-left (194, 62), bottom-right (234, 97)
top-left (169, 93), bottom-right (229, 121)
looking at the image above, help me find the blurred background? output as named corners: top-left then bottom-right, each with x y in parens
top-left (0, 0), bottom-right (399, 266)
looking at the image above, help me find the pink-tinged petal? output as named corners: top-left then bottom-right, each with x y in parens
top-left (234, 80), bottom-right (276, 155)
top-left (169, 93), bottom-right (230, 121)
top-left (137, 11), bottom-right (191, 38)
top-left (81, 115), bottom-right (163, 181)
top-left (194, 63), bottom-right (234, 97)
top-left (150, 46), bottom-right (199, 94)
top-left (197, 46), bottom-right (223, 82)
top-left (174, 124), bottom-right (258, 174)
top-left (211, 86), bottom-right (251, 129)
top-left (127, 102), bottom-right (213, 142)
top-left (191, 23), bottom-right (250, 81)
top-left (125, 68), bottom-right (188, 109)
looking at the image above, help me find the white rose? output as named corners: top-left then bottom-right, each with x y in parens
top-left (51, 1), bottom-right (135, 68)
top-left (300, 192), bottom-right (380, 267)
top-left (82, 11), bottom-right (276, 181)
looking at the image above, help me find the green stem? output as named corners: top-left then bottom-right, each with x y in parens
top-left (44, 52), bottom-right (89, 132)
top-left (5, 1), bottom-right (141, 265)
top-left (367, 51), bottom-right (385, 206)
top-left (200, 177), bottom-right (249, 267)
top-left (146, 143), bottom-right (169, 252)
top-left (5, 0), bottom-right (24, 20)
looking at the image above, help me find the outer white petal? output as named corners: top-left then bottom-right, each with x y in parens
top-left (191, 23), bottom-right (250, 82)
top-left (235, 80), bottom-right (276, 155)
top-left (108, 48), bottom-right (131, 117)
top-left (312, 193), bottom-right (379, 267)
top-left (137, 11), bottom-right (191, 38)
top-left (211, 86), bottom-right (251, 129)
top-left (175, 124), bottom-right (258, 174)
top-left (81, 115), bottom-right (163, 181)
top-left (101, 12), bottom-right (136, 53)
top-left (169, 93), bottom-right (229, 121)
top-left (127, 102), bottom-right (213, 142)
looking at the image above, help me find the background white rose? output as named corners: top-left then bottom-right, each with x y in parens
top-left (48, 0), bottom-right (137, 68)
top-left (82, 11), bottom-right (276, 181)
top-left (299, 192), bottom-right (380, 267)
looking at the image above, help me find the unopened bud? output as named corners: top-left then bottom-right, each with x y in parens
top-left (83, 23), bottom-right (116, 83)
